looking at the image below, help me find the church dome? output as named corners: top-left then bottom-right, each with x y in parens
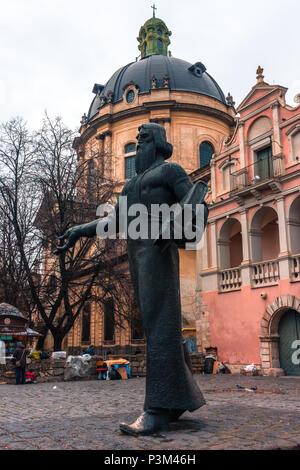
top-left (87, 55), bottom-right (227, 122)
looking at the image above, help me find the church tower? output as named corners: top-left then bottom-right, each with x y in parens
top-left (137, 6), bottom-right (172, 58)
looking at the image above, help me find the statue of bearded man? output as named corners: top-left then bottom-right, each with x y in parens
top-left (55, 123), bottom-right (208, 435)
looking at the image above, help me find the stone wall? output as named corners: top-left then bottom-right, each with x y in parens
top-left (0, 352), bottom-right (205, 384)
top-left (0, 359), bottom-right (68, 384)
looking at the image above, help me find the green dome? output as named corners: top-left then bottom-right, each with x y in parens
top-left (144, 16), bottom-right (168, 27)
top-left (137, 15), bottom-right (172, 59)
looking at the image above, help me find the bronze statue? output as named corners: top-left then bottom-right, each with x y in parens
top-left (55, 123), bottom-right (208, 435)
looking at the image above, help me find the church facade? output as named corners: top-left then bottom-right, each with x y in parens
top-left (67, 12), bottom-right (300, 375)
top-left (66, 12), bottom-right (234, 355)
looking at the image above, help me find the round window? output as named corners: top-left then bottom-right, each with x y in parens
top-left (126, 90), bottom-right (135, 104)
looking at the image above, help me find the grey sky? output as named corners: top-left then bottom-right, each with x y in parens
top-left (1, 0), bottom-right (299, 130)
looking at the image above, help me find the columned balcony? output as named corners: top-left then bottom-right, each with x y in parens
top-left (202, 193), bottom-right (300, 293)
top-left (219, 267), bottom-right (242, 292)
top-left (230, 153), bottom-right (284, 204)
top-left (215, 255), bottom-right (300, 293)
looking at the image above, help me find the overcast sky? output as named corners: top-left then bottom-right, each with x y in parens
top-left (1, 0), bottom-right (299, 130)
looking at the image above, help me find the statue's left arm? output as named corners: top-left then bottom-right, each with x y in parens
top-left (164, 162), bottom-right (194, 202)
top-left (162, 162), bottom-right (209, 245)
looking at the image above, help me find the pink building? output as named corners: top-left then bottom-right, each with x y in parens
top-left (196, 67), bottom-right (300, 376)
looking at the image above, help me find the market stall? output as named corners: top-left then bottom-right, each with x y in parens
top-left (0, 303), bottom-right (42, 357)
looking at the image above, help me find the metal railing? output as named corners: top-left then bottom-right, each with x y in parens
top-left (231, 154), bottom-right (278, 191)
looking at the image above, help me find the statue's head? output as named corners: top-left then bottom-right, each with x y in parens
top-left (135, 123), bottom-right (173, 174)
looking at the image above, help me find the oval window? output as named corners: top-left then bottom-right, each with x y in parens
top-left (126, 90), bottom-right (135, 104)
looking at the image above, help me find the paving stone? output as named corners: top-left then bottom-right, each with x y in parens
top-left (0, 375), bottom-right (299, 450)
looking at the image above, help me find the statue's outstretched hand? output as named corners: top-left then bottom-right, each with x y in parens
top-left (53, 226), bottom-right (82, 255)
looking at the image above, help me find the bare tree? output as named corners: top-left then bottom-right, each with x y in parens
top-left (0, 115), bottom-right (133, 351)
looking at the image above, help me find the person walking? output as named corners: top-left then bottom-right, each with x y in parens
top-left (13, 342), bottom-right (28, 385)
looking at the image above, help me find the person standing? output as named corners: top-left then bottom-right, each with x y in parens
top-left (86, 345), bottom-right (95, 356)
top-left (13, 342), bottom-right (28, 385)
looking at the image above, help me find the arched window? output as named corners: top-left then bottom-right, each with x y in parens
top-left (199, 141), bottom-right (214, 168)
top-left (250, 207), bottom-right (279, 262)
top-left (124, 143), bottom-right (136, 179)
top-left (288, 195), bottom-right (300, 255)
top-left (104, 299), bottom-right (115, 343)
top-left (130, 300), bottom-right (144, 341)
top-left (125, 143), bottom-right (136, 154)
top-left (248, 116), bottom-right (272, 141)
top-left (218, 218), bottom-right (243, 269)
top-left (48, 274), bottom-right (57, 293)
top-left (81, 304), bottom-right (91, 343)
top-left (87, 159), bottom-right (96, 187)
top-left (219, 158), bottom-right (236, 192)
top-left (291, 131), bottom-right (300, 161)
top-left (157, 38), bottom-right (163, 54)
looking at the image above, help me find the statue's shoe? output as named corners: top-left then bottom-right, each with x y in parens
top-left (168, 409), bottom-right (185, 422)
top-left (120, 411), bottom-right (170, 436)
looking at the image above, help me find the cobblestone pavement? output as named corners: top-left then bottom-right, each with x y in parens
top-left (0, 375), bottom-right (299, 450)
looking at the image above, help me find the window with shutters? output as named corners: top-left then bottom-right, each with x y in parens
top-left (124, 143), bottom-right (136, 179)
top-left (199, 141), bottom-right (214, 168)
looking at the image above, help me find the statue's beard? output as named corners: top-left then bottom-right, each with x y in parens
top-left (135, 143), bottom-right (157, 174)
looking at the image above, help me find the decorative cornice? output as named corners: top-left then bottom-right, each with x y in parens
top-left (80, 100), bottom-right (234, 144)
top-left (237, 87), bottom-right (287, 114)
top-left (279, 114), bottom-right (300, 129)
top-left (218, 157), bottom-right (237, 169)
top-left (239, 99), bottom-right (278, 122)
top-left (246, 130), bottom-right (273, 148)
top-left (271, 101), bottom-right (280, 109)
top-left (286, 122), bottom-right (300, 136)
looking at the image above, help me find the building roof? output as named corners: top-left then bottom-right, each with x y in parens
top-left (87, 55), bottom-right (227, 122)
top-left (0, 303), bottom-right (26, 320)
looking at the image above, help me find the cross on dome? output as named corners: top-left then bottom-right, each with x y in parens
top-left (151, 4), bottom-right (157, 17)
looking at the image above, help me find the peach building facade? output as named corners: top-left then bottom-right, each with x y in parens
top-left (67, 14), bottom-right (235, 356)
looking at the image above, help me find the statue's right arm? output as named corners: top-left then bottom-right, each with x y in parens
top-left (53, 204), bottom-right (119, 255)
top-left (54, 182), bottom-right (130, 255)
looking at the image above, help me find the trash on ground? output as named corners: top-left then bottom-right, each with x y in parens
top-left (51, 351), bottom-right (67, 360)
top-left (236, 385), bottom-right (257, 392)
top-left (64, 354), bottom-right (92, 380)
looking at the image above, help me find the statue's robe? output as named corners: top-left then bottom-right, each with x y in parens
top-left (119, 160), bottom-right (206, 412)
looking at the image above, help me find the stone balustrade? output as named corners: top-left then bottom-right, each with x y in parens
top-left (251, 260), bottom-right (279, 287)
top-left (219, 267), bottom-right (242, 292)
top-left (290, 254), bottom-right (300, 282)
